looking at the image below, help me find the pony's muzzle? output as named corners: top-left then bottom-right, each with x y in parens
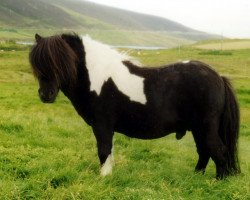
top-left (38, 89), bottom-right (57, 103)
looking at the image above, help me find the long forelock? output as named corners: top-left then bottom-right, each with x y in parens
top-left (30, 35), bottom-right (78, 86)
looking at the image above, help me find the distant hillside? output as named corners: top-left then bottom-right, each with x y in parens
top-left (0, 0), bottom-right (220, 47)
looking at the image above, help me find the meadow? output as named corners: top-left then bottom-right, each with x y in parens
top-left (193, 39), bottom-right (250, 50)
top-left (0, 41), bottom-right (249, 199)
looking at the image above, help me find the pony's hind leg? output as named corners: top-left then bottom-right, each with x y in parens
top-left (192, 130), bottom-right (210, 173)
top-left (202, 118), bottom-right (228, 179)
top-left (93, 125), bottom-right (114, 176)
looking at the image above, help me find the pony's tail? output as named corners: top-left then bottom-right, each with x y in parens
top-left (219, 76), bottom-right (240, 175)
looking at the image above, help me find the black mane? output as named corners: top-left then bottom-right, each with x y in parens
top-left (29, 33), bottom-right (79, 86)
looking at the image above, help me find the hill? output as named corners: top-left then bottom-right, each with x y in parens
top-left (0, 0), bottom-right (220, 46)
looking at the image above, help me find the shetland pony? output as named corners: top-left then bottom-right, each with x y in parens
top-left (29, 33), bottom-right (240, 179)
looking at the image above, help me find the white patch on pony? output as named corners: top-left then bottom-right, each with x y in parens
top-left (182, 60), bottom-right (190, 64)
top-left (100, 154), bottom-right (114, 176)
top-left (82, 36), bottom-right (147, 104)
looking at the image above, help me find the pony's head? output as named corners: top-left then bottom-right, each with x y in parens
top-left (29, 34), bottom-right (78, 103)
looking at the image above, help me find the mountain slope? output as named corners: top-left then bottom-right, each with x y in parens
top-left (0, 0), bottom-right (81, 28)
top-left (0, 0), bottom-right (220, 46)
top-left (0, 0), bottom-right (193, 31)
top-left (48, 0), bottom-right (193, 32)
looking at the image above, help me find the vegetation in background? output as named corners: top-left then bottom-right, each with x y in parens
top-left (193, 39), bottom-right (250, 50)
top-left (0, 41), bottom-right (249, 199)
top-left (0, 0), bottom-right (219, 47)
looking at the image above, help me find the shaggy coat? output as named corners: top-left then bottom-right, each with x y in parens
top-left (30, 33), bottom-right (240, 178)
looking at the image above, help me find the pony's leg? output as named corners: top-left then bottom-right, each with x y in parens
top-left (192, 130), bottom-right (210, 173)
top-left (176, 130), bottom-right (186, 140)
top-left (92, 125), bottom-right (114, 176)
top-left (203, 118), bottom-right (228, 179)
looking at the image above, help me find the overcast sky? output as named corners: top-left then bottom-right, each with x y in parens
top-left (87, 0), bottom-right (250, 38)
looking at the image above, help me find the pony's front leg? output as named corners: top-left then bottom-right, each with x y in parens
top-left (93, 125), bottom-right (114, 176)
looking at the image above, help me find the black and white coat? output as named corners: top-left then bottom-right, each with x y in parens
top-left (30, 34), bottom-right (240, 178)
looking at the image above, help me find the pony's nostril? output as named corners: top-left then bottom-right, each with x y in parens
top-left (38, 89), bottom-right (54, 100)
top-left (49, 90), bottom-right (54, 97)
top-left (38, 89), bottom-right (44, 97)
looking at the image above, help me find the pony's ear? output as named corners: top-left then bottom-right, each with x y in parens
top-left (35, 34), bottom-right (42, 43)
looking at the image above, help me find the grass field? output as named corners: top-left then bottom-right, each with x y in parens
top-left (193, 39), bottom-right (250, 50)
top-left (0, 41), bottom-right (250, 199)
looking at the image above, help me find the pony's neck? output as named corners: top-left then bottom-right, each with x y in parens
top-left (61, 58), bottom-right (94, 125)
top-left (60, 34), bottom-right (93, 124)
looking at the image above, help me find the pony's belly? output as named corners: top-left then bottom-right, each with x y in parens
top-left (114, 105), bottom-right (182, 139)
top-left (117, 130), bottom-right (173, 140)
top-left (115, 120), bottom-right (175, 139)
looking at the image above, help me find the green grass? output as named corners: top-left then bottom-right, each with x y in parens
top-left (193, 39), bottom-right (250, 50)
top-left (0, 42), bottom-right (249, 199)
top-left (198, 50), bottom-right (233, 56)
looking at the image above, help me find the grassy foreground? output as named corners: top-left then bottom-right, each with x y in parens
top-left (0, 42), bottom-right (250, 199)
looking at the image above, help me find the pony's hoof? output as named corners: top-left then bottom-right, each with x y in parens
top-left (100, 167), bottom-right (112, 176)
top-left (100, 155), bottom-right (113, 176)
